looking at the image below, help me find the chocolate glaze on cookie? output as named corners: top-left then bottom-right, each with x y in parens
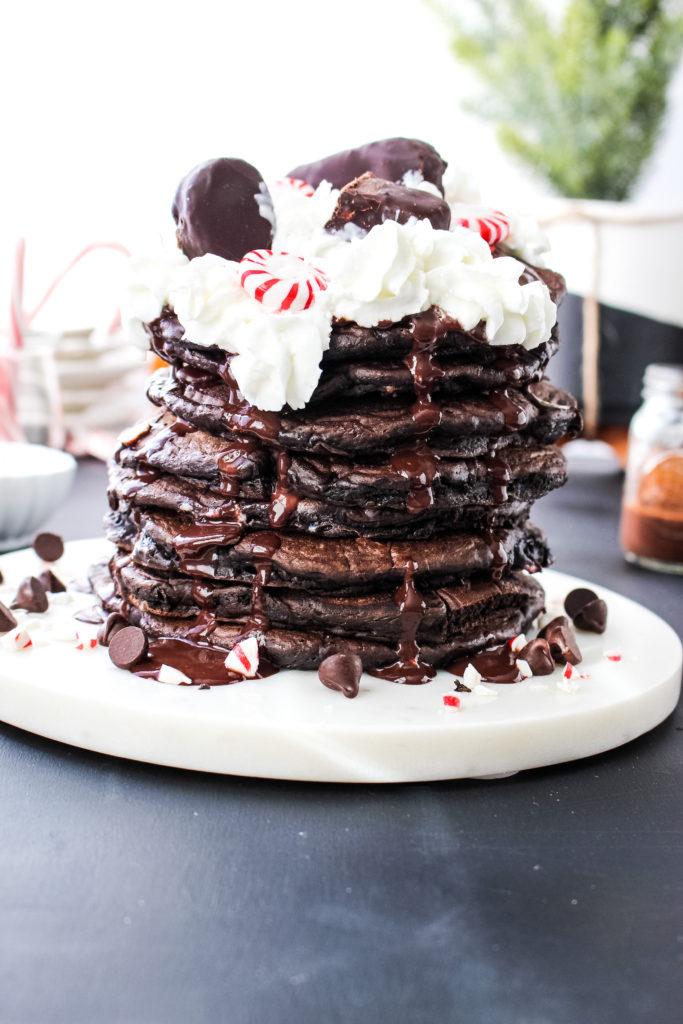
top-left (172, 158), bottom-right (273, 262)
top-left (288, 137), bottom-right (448, 193)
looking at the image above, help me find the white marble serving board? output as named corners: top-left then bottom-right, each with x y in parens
top-left (0, 539), bottom-right (680, 782)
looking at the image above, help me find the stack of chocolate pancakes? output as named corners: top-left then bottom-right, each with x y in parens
top-left (97, 139), bottom-right (581, 684)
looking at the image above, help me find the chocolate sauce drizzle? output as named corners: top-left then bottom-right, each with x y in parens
top-left (243, 531), bottom-right (281, 636)
top-left (368, 561), bottom-right (436, 685)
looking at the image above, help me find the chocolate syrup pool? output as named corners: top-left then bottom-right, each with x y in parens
top-left (133, 638), bottom-right (277, 686)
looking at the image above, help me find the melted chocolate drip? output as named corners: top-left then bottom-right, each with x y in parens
top-left (269, 451), bottom-right (299, 527)
top-left (388, 444), bottom-right (438, 514)
top-left (448, 644), bottom-right (524, 684)
top-left (217, 437), bottom-right (261, 496)
top-left (216, 362), bottom-right (281, 445)
top-left (174, 519), bottom-right (244, 576)
top-left (488, 387), bottom-right (530, 432)
top-left (369, 561), bottom-right (436, 685)
top-left (485, 528), bottom-right (509, 581)
top-left (244, 531), bottom-right (282, 635)
top-left (406, 315), bottom-right (445, 437)
top-left (485, 452), bottom-right (511, 504)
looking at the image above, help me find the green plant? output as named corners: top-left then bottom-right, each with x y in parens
top-left (429, 0), bottom-right (683, 200)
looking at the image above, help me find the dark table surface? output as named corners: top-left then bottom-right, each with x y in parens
top-left (1, 458), bottom-right (681, 1024)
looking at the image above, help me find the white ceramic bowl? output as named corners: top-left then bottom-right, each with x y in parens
top-left (0, 442), bottom-right (77, 549)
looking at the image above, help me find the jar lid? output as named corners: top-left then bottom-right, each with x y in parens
top-left (643, 363), bottom-right (683, 397)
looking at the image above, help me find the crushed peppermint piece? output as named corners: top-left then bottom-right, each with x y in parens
top-left (1, 627), bottom-right (33, 652)
top-left (604, 650), bottom-right (622, 662)
top-left (442, 693), bottom-right (461, 709)
top-left (275, 177), bottom-right (315, 197)
top-left (515, 658), bottom-right (533, 679)
top-left (158, 664), bottom-right (191, 685)
top-left (224, 636), bottom-right (260, 677)
top-left (75, 636), bottom-right (98, 651)
top-left (563, 662), bottom-right (575, 680)
top-left (462, 662), bottom-right (482, 688)
top-left (509, 633), bottom-right (527, 654)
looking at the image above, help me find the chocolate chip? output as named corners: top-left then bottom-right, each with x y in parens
top-left (288, 137), bottom-right (447, 193)
top-left (519, 638), bottom-right (554, 676)
top-left (565, 588), bottom-right (607, 634)
top-left (37, 569), bottom-right (67, 593)
top-left (0, 601), bottom-right (18, 633)
top-left (318, 653), bottom-right (363, 698)
top-left (108, 626), bottom-right (149, 670)
top-left (573, 598), bottom-right (607, 634)
top-left (564, 588), bottom-right (595, 619)
top-left (537, 615), bottom-right (570, 639)
top-left (172, 157), bottom-right (273, 263)
top-left (11, 576), bottom-right (49, 614)
top-left (97, 612), bottom-right (129, 647)
top-left (32, 532), bottom-right (64, 563)
top-left (325, 172), bottom-right (451, 234)
top-left (544, 622), bottom-right (582, 666)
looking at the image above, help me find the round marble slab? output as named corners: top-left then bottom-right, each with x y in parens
top-left (0, 539), bottom-right (680, 782)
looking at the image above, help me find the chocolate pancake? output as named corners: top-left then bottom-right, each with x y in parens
top-left (147, 370), bottom-right (580, 456)
top-left (105, 506), bottom-right (550, 590)
top-left (109, 559), bottom-right (543, 644)
top-left (91, 559), bottom-right (545, 672)
top-left (149, 306), bottom-right (560, 387)
top-left (115, 414), bottom-right (567, 513)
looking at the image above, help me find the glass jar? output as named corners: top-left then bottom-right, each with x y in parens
top-left (620, 363), bottom-right (683, 574)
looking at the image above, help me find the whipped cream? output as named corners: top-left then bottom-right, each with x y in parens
top-left (123, 162), bottom-right (558, 411)
top-left (123, 251), bottom-right (332, 411)
top-left (505, 210), bottom-right (551, 267)
top-left (122, 248), bottom-right (189, 348)
top-left (327, 219), bottom-right (556, 346)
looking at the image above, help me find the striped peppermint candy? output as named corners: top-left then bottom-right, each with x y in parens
top-left (239, 250), bottom-right (329, 313)
top-left (450, 204), bottom-right (511, 247)
top-left (275, 177), bottom-right (315, 197)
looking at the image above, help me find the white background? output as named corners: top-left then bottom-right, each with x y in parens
top-left (2, 0), bottom-right (682, 331)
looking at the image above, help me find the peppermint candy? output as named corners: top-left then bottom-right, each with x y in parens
top-left (224, 636), bottom-right (259, 677)
top-left (239, 250), bottom-right (329, 313)
top-left (1, 627), bottom-right (32, 652)
top-left (275, 177), bottom-right (315, 197)
top-left (75, 636), bottom-right (98, 652)
top-left (509, 633), bottom-right (527, 654)
top-left (442, 693), bottom-right (461, 709)
top-left (450, 204), bottom-right (511, 247)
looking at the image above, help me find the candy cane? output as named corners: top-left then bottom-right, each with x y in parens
top-left (274, 177), bottom-right (315, 197)
top-left (450, 205), bottom-right (511, 247)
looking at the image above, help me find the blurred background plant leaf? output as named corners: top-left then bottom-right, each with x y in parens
top-left (428, 0), bottom-right (683, 200)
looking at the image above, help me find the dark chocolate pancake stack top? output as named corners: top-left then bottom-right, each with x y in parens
top-left (96, 138), bottom-right (581, 686)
